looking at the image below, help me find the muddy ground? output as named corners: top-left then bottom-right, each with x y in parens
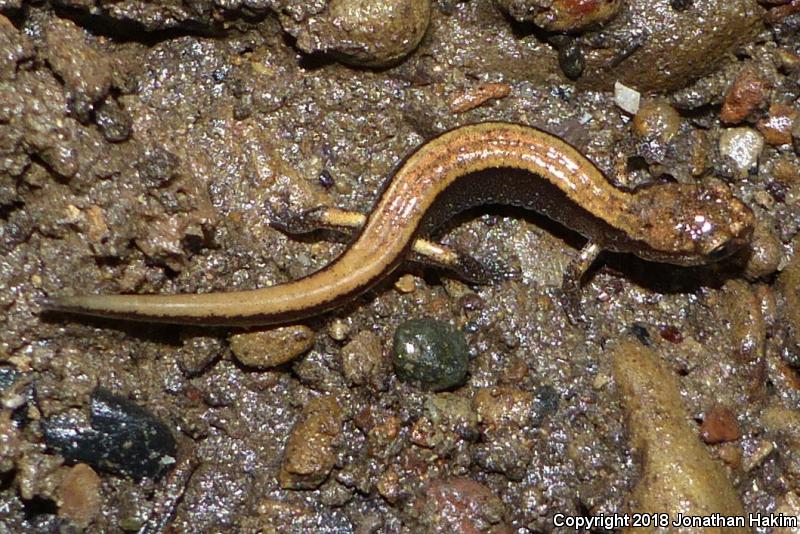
top-left (2, 0), bottom-right (800, 532)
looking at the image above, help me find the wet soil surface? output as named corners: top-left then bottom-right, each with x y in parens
top-left (2, 0), bottom-right (800, 532)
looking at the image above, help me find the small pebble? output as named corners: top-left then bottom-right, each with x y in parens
top-left (777, 48), bottom-right (800, 73)
top-left (458, 293), bottom-right (484, 312)
top-left (319, 169), bottom-right (335, 188)
top-left (757, 103), bottom-right (798, 146)
top-left (136, 147), bottom-right (179, 188)
top-left (279, 396), bottom-right (343, 489)
top-left (720, 280), bottom-right (766, 364)
top-left (557, 39), bottom-right (584, 80)
top-left (632, 99), bottom-right (682, 142)
top-left (43, 388), bottom-right (176, 480)
top-left (393, 318), bottom-right (468, 391)
top-left (176, 332), bottom-right (224, 376)
top-left (341, 331), bottom-right (388, 387)
top-left (57, 463), bottom-right (101, 528)
top-left (95, 98), bottom-right (132, 143)
top-left (659, 325), bottom-right (684, 344)
top-left (473, 386), bottom-right (533, 430)
top-left (294, 0), bottom-right (432, 67)
top-left (414, 477), bottom-right (511, 533)
top-left (716, 442), bottom-right (743, 468)
top-left (699, 405), bottom-right (742, 444)
top-left (719, 127), bottom-right (764, 175)
top-left (743, 439), bottom-right (774, 472)
top-left (394, 273), bottom-right (418, 294)
top-left (720, 67), bottom-right (767, 124)
top-left (376, 466), bottom-right (401, 503)
top-left (449, 82), bottom-right (511, 113)
top-left (614, 81), bottom-right (641, 115)
top-left (630, 322), bottom-right (651, 346)
top-left (530, 384), bottom-right (559, 426)
top-left (229, 325), bottom-right (315, 369)
top-left (328, 319), bottom-right (351, 341)
top-left (772, 158), bottom-right (800, 185)
top-left (744, 220), bottom-right (783, 279)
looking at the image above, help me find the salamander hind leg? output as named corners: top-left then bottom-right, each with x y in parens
top-left (270, 206), bottom-right (365, 236)
top-left (410, 239), bottom-right (504, 284)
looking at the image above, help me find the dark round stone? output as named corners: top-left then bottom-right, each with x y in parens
top-left (558, 40), bottom-right (585, 81)
top-left (392, 318), bottom-right (469, 391)
top-left (95, 98), bottom-right (132, 143)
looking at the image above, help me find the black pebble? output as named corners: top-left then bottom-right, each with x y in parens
top-left (530, 384), bottom-right (560, 427)
top-left (392, 318), bottom-right (469, 391)
top-left (559, 41), bottom-right (585, 81)
top-left (43, 387), bottom-right (177, 480)
top-left (670, 0), bottom-right (692, 11)
top-left (631, 322), bottom-right (651, 346)
top-left (95, 98), bottom-right (132, 143)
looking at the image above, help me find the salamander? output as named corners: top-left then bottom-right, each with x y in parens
top-left (42, 122), bottom-right (755, 326)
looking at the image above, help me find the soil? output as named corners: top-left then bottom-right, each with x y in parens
top-left (1, 0), bottom-right (800, 532)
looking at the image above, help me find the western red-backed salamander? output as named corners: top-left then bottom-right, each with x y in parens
top-left (43, 122), bottom-right (755, 325)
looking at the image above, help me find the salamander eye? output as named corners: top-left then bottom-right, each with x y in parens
top-left (706, 240), bottom-right (735, 261)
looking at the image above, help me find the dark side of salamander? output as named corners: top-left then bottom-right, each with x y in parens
top-left (418, 167), bottom-right (753, 265)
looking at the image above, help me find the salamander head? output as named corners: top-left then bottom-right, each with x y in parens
top-left (632, 182), bottom-right (755, 266)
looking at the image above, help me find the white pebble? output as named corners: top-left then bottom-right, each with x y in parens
top-left (719, 127), bottom-right (764, 174)
top-left (614, 81), bottom-right (641, 115)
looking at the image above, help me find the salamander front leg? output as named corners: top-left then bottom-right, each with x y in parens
top-left (560, 242), bottom-right (602, 324)
top-left (272, 206), bottom-right (498, 284)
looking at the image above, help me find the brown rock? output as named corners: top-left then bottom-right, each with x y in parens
top-left (367, 414), bottom-right (401, 456)
top-left (473, 386), bottom-right (533, 430)
top-left (580, 0), bottom-right (764, 93)
top-left (279, 396), bottom-right (344, 489)
top-left (721, 67), bottom-right (768, 124)
top-left (719, 281), bottom-right (767, 371)
top-left (632, 99), bottom-right (682, 142)
top-left (289, 0), bottom-right (432, 67)
top-left (43, 17), bottom-right (113, 118)
top-left (394, 273), bottom-right (418, 293)
top-left (341, 330), bottom-right (388, 387)
top-left (700, 405), bottom-right (742, 444)
top-left (772, 158), bottom-right (800, 184)
top-left (757, 103), bottom-right (798, 145)
top-left (744, 220), bottom-right (784, 279)
top-left (765, 0), bottom-right (800, 22)
top-left (449, 82), bottom-right (512, 114)
top-left (494, 0), bottom-right (621, 32)
top-left (57, 463), bottom-right (101, 528)
top-left (611, 340), bottom-right (747, 533)
top-left (415, 477), bottom-right (511, 534)
top-left (658, 325), bottom-right (684, 344)
top-left (717, 442), bottom-right (743, 468)
top-left (376, 465), bottom-right (401, 503)
top-left (229, 325), bottom-right (315, 369)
